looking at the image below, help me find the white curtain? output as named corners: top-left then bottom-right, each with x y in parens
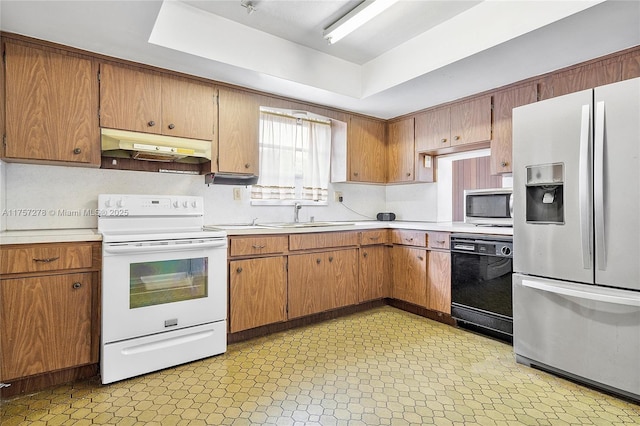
top-left (252, 112), bottom-right (331, 202)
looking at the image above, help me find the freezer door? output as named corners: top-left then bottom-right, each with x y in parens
top-left (512, 89), bottom-right (593, 284)
top-left (513, 274), bottom-right (640, 400)
top-left (594, 77), bottom-right (640, 291)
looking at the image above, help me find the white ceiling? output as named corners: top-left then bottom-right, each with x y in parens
top-left (1, 1), bottom-right (639, 119)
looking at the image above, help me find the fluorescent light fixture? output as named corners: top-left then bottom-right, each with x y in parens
top-left (323, 0), bottom-right (399, 45)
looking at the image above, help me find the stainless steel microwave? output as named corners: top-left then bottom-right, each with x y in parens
top-left (464, 188), bottom-right (513, 226)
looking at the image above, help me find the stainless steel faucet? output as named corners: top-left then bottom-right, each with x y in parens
top-left (294, 202), bottom-right (302, 223)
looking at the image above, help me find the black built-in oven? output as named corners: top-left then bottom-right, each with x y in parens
top-left (451, 233), bottom-right (513, 342)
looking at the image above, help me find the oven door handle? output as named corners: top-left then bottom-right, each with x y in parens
top-left (104, 239), bottom-right (227, 254)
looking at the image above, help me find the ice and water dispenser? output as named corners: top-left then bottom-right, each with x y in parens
top-left (525, 163), bottom-right (564, 224)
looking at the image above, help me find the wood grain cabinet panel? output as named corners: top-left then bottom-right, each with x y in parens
top-left (288, 249), bottom-right (357, 319)
top-left (0, 273), bottom-right (95, 381)
top-left (391, 230), bottom-right (427, 247)
top-left (229, 257), bottom-right (287, 332)
top-left (539, 61), bottom-right (622, 100)
top-left (490, 84), bottom-right (538, 175)
top-left (427, 232), bottom-right (450, 250)
top-left (426, 250), bottom-right (451, 314)
top-left (415, 107), bottom-right (450, 152)
top-left (4, 42), bottom-right (99, 165)
top-left (450, 95), bottom-right (492, 147)
top-left (348, 115), bottom-right (386, 183)
top-left (161, 76), bottom-right (215, 141)
top-left (230, 236), bottom-right (288, 257)
top-left (359, 229), bottom-right (389, 246)
top-left (387, 117), bottom-right (415, 183)
top-left (622, 52), bottom-right (640, 80)
top-left (0, 243), bottom-right (94, 274)
top-left (359, 245), bottom-right (387, 302)
top-left (391, 245), bottom-right (427, 307)
top-left (217, 87), bottom-right (260, 175)
top-left (289, 232), bottom-right (358, 251)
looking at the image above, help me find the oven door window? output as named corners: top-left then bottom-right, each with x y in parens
top-left (130, 258), bottom-right (208, 309)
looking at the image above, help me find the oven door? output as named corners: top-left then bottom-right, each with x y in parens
top-left (102, 237), bottom-right (227, 343)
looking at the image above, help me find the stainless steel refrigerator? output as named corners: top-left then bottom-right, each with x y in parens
top-left (512, 77), bottom-right (640, 402)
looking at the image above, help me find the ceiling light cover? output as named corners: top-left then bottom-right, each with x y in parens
top-left (323, 0), bottom-right (399, 44)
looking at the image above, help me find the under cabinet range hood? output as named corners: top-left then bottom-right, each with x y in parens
top-left (101, 128), bottom-right (212, 163)
top-left (205, 172), bottom-right (258, 186)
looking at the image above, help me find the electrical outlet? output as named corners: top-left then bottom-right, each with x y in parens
top-left (233, 188), bottom-right (242, 200)
top-left (334, 191), bottom-right (343, 202)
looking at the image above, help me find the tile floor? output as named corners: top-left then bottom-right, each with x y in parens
top-left (1, 306), bottom-right (639, 425)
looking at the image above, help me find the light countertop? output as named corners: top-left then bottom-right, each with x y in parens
top-left (0, 228), bottom-right (102, 245)
top-left (0, 221), bottom-right (512, 245)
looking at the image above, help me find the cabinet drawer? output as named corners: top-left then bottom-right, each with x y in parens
top-left (289, 232), bottom-right (358, 251)
top-left (359, 229), bottom-right (388, 246)
top-left (427, 232), bottom-right (450, 250)
top-left (229, 236), bottom-right (288, 257)
top-left (391, 230), bottom-right (427, 247)
top-left (0, 243), bottom-right (95, 275)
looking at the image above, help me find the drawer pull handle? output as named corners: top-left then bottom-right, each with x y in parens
top-left (252, 244), bottom-right (266, 249)
top-left (33, 257), bottom-right (59, 263)
top-left (368, 236), bottom-right (380, 241)
top-left (437, 240), bottom-right (446, 244)
top-left (405, 237), bottom-right (414, 242)
top-left (236, 267), bottom-right (243, 273)
top-left (72, 282), bottom-right (82, 289)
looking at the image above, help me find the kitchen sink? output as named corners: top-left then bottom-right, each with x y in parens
top-left (256, 221), bottom-right (354, 228)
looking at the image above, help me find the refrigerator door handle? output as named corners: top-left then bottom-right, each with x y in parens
top-left (522, 279), bottom-right (640, 307)
top-left (579, 104), bottom-right (591, 269)
top-left (594, 101), bottom-right (606, 270)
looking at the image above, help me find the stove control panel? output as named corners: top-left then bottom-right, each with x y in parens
top-left (98, 194), bottom-right (204, 217)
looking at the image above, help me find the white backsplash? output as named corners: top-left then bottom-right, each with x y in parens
top-left (3, 163), bottom-right (388, 230)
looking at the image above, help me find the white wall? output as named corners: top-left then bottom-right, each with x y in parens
top-left (3, 163), bottom-right (386, 230)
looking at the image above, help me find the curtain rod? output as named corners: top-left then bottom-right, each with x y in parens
top-left (261, 109), bottom-right (332, 126)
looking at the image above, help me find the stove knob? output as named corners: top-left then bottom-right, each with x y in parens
top-left (117, 199), bottom-right (126, 208)
top-left (501, 246), bottom-right (512, 256)
top-left (182, 200), bottom-right (189, 208)
top-left (173, 200), bottom-right (180, 208)
top-left (192, 200), bottom-right (199, 208)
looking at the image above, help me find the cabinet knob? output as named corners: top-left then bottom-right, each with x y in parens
top-left (417, 255), bottom-right (424, 261)
top-left (406, 172), bottom-right (411, 177)
top-left (405, 237), bottom-right (414, 242)
top-left (353, 172), bottom-right (359, 176)
top-left (236, 267), bottom-right (243, 273)
top-left (454, 135), bottom-right (460, 141)
top-left (501, 161), bottom-right (509, 167)
top-left (72, 282), bottom-right (82, 289)
top-left (168, 123), bottom-right (175, 130)
top-left (363, 252), bottom-right (368, 258)
top-left (328, 256), bottom-right (334, 262)
top-left (316, 258), bottom-right (321, 264)
top-left (148, 120), bottom-right (156, 127)
top-left (441, 138), bottom-right (447, 143)
top-left (244, 163), bottom-right (251, 169)
top-left (73, 148), bottom-right (82, 155)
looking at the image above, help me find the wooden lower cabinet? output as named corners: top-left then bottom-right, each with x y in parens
top-left (426, 250), bottom-right (451, 314)
top-left (288, 249), bottom-right (358, 319)
top-left (0, 273), bottom-right (96, 381)
top-left (229, 257), bottom-right (287, 333)
top-left (391, 245), bottom-right (427, 307)
top-left (358, 245), bottom-right (387, 302)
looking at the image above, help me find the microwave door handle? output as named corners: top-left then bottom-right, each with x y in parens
top-left (104, 239), bottom-right (227, 254)
top-left (594, 101), bottom-right (606, 271)
top-left (579, 104), bottom-right (592, 270)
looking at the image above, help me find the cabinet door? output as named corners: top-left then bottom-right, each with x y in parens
top-left (491, 84), bottom-right (537, 174)
top-left (288, 252), bottom-right (327, 319)
top-left (426, 250), bottom-right (451, 314)
top-left (325, 249), bottom-right (358, 310)
top-left (348, 115), bottom-right (386, 183)
top-left (217, 87), bottom-right (260, 175)
top-left (229, 257), bottom-right (287, 333)
top-left (387, 117), bottom-right (415, 182)
top-left (99, 63), bottom-right (162, 134)
top-left (391, 246), bottom-right (427, 307)
top-left (450, 96), bottom-right (492, 147)
top-left (1, 273), bottom-right (94, 381)
top-left (5, 42), bottom-right (99, 164)
top-left (539, 61), bottom-right (622, 100)
top-left (162, 76), bottom-right (215, 141)
top-left (359, 245), bottom-right (387, 302)
top-left (415, 107), bottom-right (450, 151)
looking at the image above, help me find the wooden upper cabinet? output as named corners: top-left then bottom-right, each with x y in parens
top-left (4, 42), bottom-right (99, 165)
top-left (539, 61), bottom-right (622, 100)
top-left (450, 95), bottom-right (492, 147)
top-left (387, 117), bottom-right (415, 183)
top-left (348, 115), bottom-right (386, 183)
top-left (217, 87), bottom-right (260, 175)
top-left (161, 76), bottom-right (215, 140)
top-left (100, 63), bottom-right (214, 140)
top-left (622, 52), bottom-right (640, 80)
top-left (415, 107), bottom-right (450, 152)
top-left (490, 84), bottom-right (537, 175)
